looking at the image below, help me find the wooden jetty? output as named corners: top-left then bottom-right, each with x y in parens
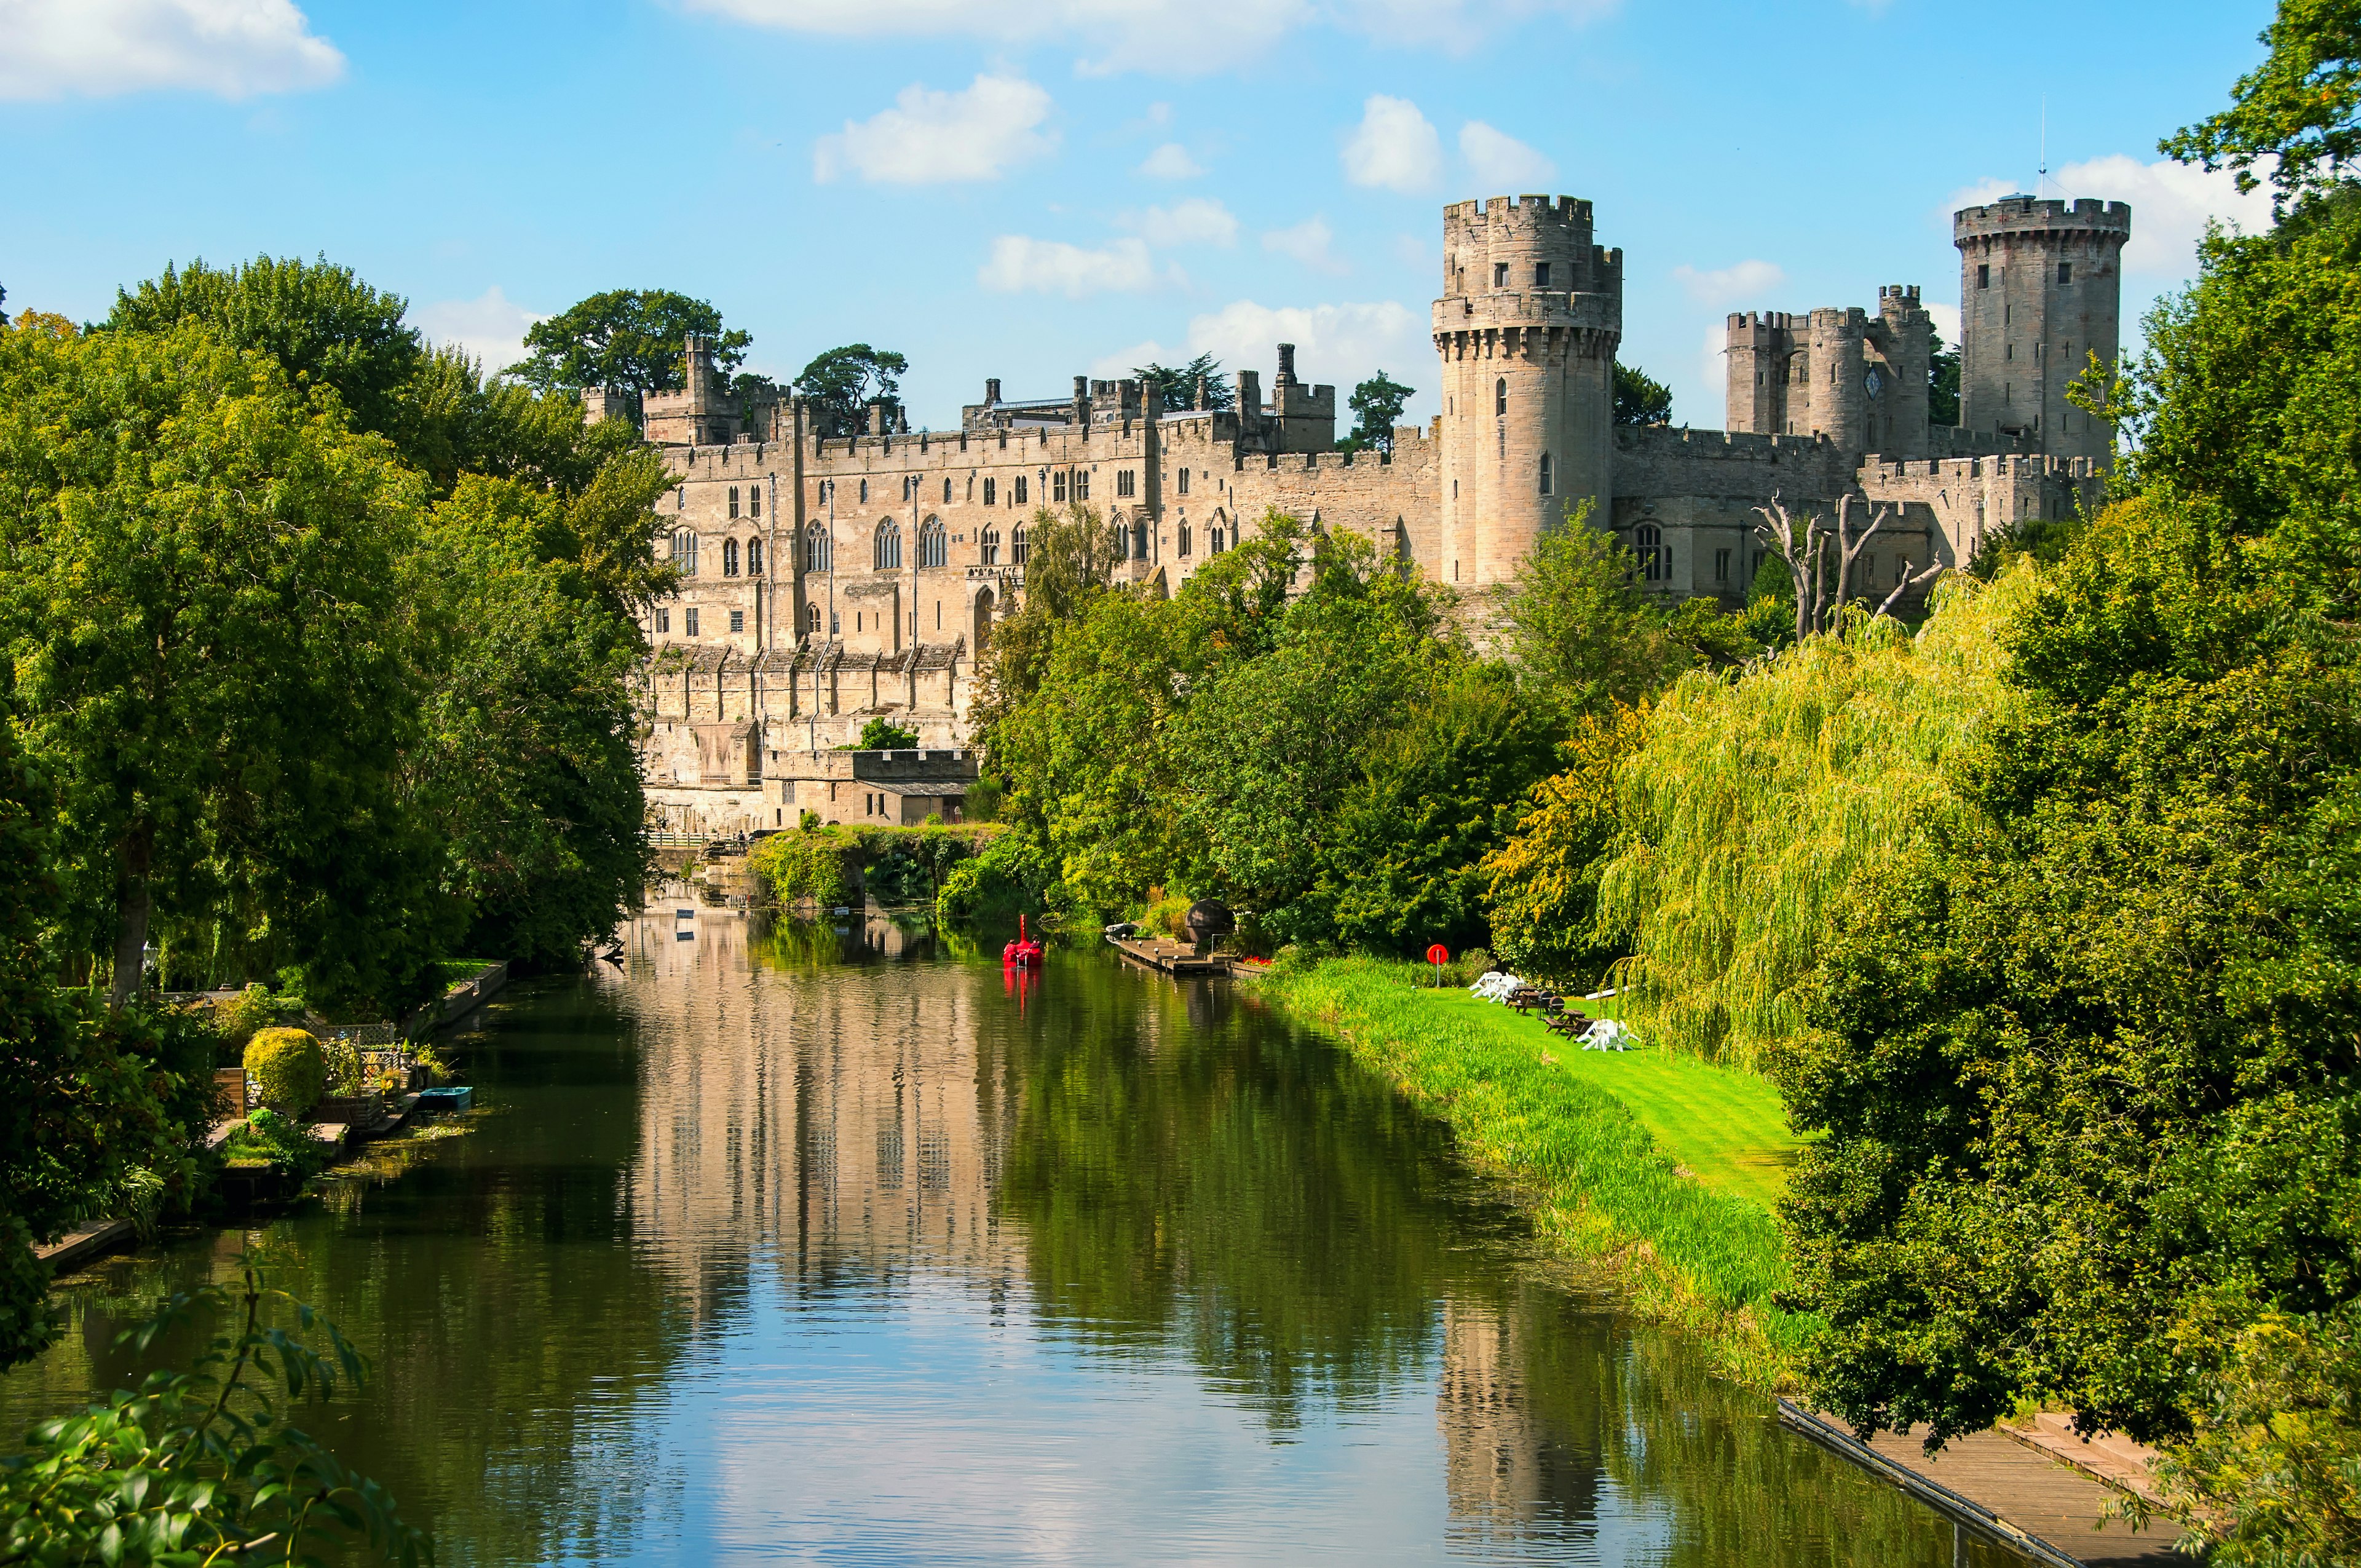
top-left (35, 1219), bottom-right (135, 1276)
top-left (1106, 932), bottom-right (1233, 977)
top-left (1779, 1401), bottom-right (2185, 1567)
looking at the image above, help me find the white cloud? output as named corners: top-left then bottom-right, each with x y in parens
top-left (1458, 121), bottom-right (1556, 189)
top-left (1342, 95), bottom-right (1442, 194)
top-left (1672, 259), bottom-right (1787, 306)
top-left (1926, 301), bottom-right (1961, 350)
top-left (1124, 198), bottom-right (1237, 248)
top-left (1944, 157), bottom-right (2271, 280)
top-left (411, 287), bottom-right (545, 379)
top-left (1183, 300), bottom-right (1426, 399)
top-left (687, 0), bottom-right (1308, 76)
top-left (813, 74), bottom-right (1055, 185)
top-left (1696, 322), bottom-right (1729, 419)
top-left (0, 0), bottom-right (342, 101)
top-left (1090, 339), bottom-right (1168, 380)
top-left (1264, 217), bottom-right (1348, 275)
top-left (1136, 142), bottom-right (1204, 179)
top-left (979, 236), bottom-right (1157, 297)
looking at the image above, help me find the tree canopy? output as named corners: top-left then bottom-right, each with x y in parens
top-left (796, 343), bottom-right (908, 437)
top-left (1613, 361), bottom-right (1672, 426)
top-left (1133, 352), bottom-right (1233, 413)
top-left (508, 288), bottom-right (748, 400)
top-left (1340, 370), bottom-right (1415, 455)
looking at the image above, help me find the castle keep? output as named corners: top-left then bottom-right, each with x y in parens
top-left (633, 191), bottom-right (2124, 836)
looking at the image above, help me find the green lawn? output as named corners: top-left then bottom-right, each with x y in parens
top-left (1420, 990), bottom-right (1808, 1210)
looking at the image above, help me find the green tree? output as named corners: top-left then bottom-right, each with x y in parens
top-left (1928, 327), bottom-right (1961, 426)
top-left (1339, 370), bottom-right (1414, 456)
top-left (1496, 507), bottom-right (1686, 718)
top-left (1481, 703), bottom-right (1647, 987)
top-left (1133, 352), bottom-right (1233, 413)
top-left (0, 319), bottom-right (446, 1014)
top-left (2161, 0), bottom-right (2361, 208)
top-left (1613, 360), bottom-right (1672, 426)
top-left (509, 289), bottom-right (748, 406)
top-left (858, 718), bottom-right (921, 751)
top-left (795, 344), bottom-right (908, 438)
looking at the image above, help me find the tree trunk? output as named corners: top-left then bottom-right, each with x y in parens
top-left (108, 820), bottom-right (154, 1013)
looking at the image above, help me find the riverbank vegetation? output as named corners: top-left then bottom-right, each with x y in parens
top-left (968, 7), bottom-right (2361, 1555)
top-left (749, 821), bottom-right (1002, 909)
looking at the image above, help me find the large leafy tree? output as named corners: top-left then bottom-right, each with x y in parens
top-left (1613, 360), bottom-right (1672, 426)
top-left (509, 288), bottom-right (748, 404)
top-left (1339, 370), bottom-right (1414, 456)
top-left (1133, 352), bottom-right (1234, 413)
top-left (1496, 507), bottom-right (1688, 718)
top-left (2162, 0), bottom-right (2361, 208)
top-left (796, 343), bottom-right (908, 437)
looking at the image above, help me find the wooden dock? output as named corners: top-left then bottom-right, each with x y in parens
top-left (1106, 933), bottom-right (1233, 977)
top-left (34, 1219), bottom-right (134, 1276)
top-left (1779, 1401), bottom-right (2186, 1567)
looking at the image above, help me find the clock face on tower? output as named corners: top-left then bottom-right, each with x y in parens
top-left (1864, 367), bottom-right (1884, 400)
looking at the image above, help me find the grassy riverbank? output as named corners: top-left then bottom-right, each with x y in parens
top-left (1254, 956), bottom-right (1811, 1387)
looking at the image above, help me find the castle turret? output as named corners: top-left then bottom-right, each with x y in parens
top-left (1954, 196), bottom-right (2130, 463)
top-left (1433, 195), bottom-right (1621, 588)
top-left (1867, 285), bottom-right (1932, 458)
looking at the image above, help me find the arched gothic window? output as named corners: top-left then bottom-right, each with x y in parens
top-left (1211, 511), bottom-right (1228, 555)
top-left (722, 537), bottom-right (740, 576)
top-left (805, 602), bottom-right (821, 636)
top-left (1539, 452), bottom-right (1553, 496)
top-left (747, 537), bottom-right (763, 576)
top-left (1133, 520), bottom-right (1150, 560)
top-left (919, 517), bottom-right (946, 569)
top-left (804, 523), bottom-right (831, 574)
top-left (1495, 378), bottom-right (1507, 416)
top-left (1011, 525), bottom-right (1029, 566)
top-left (874, 520), bottom-right (902, 571)
top-left (1177, 519), bottom-right (1191, 557)
top-left (1112, 521), bottom-right (1129, 561)
top-left (670, 529), bottom-right (698, 576)
top-left (1637, 523), bottom-right (1669, 584)
top-left (981, 527), bottom-right (1001, 566)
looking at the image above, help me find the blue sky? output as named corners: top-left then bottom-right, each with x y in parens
top-left (1, 0), bottom-right (2277, 432)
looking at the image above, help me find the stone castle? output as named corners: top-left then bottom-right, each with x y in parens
top-left (633, 191), bottom-right (2129, 836)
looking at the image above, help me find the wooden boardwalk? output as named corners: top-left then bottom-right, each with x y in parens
top-left (1105, 933), bottom-right (1232, 977)
top-left (1779, 1403), bottom-right (2186, 1566)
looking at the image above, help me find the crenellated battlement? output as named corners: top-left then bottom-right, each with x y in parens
top-left (1953, 196), bottom-right (2132, 241)
top-left (1444, 194), bottom-right (1594, 230)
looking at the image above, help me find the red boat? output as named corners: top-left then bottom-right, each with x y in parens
top-left (1002, 914), bottom-right (1045, 968)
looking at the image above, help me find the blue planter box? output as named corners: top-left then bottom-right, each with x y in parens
top-left (416, 1085), bottom-right (473, 1113)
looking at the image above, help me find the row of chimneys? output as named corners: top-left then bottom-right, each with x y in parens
top-left (983, 344), bottom-right (1303, 413)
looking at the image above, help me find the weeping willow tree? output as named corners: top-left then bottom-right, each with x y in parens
top-left (1591, 563), bottom-right (2038, 1069)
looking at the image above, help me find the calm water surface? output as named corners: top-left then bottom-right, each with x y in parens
top-left (2, 905), bottom-right (2007, 1565)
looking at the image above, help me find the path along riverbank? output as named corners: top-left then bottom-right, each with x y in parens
top-left (1252, 956), bottom-right (1811, 1388)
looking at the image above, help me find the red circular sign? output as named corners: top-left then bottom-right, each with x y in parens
top-left (1425, 944), bottom-right (1449, 966)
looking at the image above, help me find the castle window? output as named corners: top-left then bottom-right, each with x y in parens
top-left (1134, 520), bottom-right (1149, 559)
top-left (749, 486), bottom-right (761, 518)
top-left (1495, 378), bottom-right (1506, 416)
top-left (748, 538), bottom-right (763, 575)
top-left (1211, 523), bottom-right (1226, 555)
top-left (1538, 452), bottom-right (1552, 496)
top-left (670, 529), bottom-right (698, 576)
top-left (981, 527), bottom-right (1001, 566)
top-left (805, 603), bottom-right (820, 635)
top-left (1053, 470), bottom-right (1067, 503)
top-left (1535, 262), bottom-right (1551, 288)
top-left (1177, 467), bottom-right (1190, 496)
top-left (919, 517), bottom-right (946, 569)
top-left (2007, 343), bottom-right (2013, 360)
top-left (1013, 475), bottom-right (1027, 505)
top-left (1636, 523), bottom-right (1669, 583)
top-left (685, 608), bottom-right (700, 637)
top-left (859, 480), bottom-right (868, 504)
top-left (1178, 520), bottom-right (1191, 556)
top-left (1715, 548), bottom-right (1731, 584)
top-left (1075, 469), bottom-right (1090, 501)
top-left (983, 477), bottom-right (996, 505)
top-left (804, 522), bottom-right (831, 573)
top-left (874, 520), bottom-right (902, 570)
top-left (676, 488), bottom-right (686, 510)
top-left (831, 612), bottom-right (839, 635)
top-left (654, 608), bottom-right (670, 634)
top-left (1117, 469), bottom-right (1137, 499)
top-left (1112, 522), bottom-right (1129, 561)
top-left (1493, 262), bottom-right (1508, 288)
top-left (1011, 525), bottom-right (1029, 565)
top-left (722, 537), bottom-right (740, 576)
top-left (1977, 264), bottom-right (1991, 289)
top-left (2058, 261), bottom-right (2072, 285)
top-left (818, 479), bottom-right (834, 505)
top-left (943, 478), bottom-right (953, 504)
top-left (729, 609), bottom-right (745, 633)
top-left (728, 486), bottom-right (740, 519)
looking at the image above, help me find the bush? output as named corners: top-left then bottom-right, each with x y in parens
top-left (1138, 888), bottom-right (1192, 938)
top-left (215, 984), bottom-right (278, 1049)
top-left (857, 718), bottom-right (920, 751)
top-left (219, 1108), bottom-right (329, 1178)
top-left (242, 1028), bottom-right (325, 1116)
top-left (747, 830), bottom-right (856, 907)
top-left (937, 831), bottom-right (1054, 925)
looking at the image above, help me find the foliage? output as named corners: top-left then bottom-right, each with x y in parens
top-left (1613, 361), bottom-right (1673, 426)
top-left (508, 288), bottom-right (746, 404)
top-left (2161, 0), bottom-right (2361, 208)
top-left (1593, 568), bottom-right (2032, 1069)
top-left (935, 831), bottom-right (1054, 926)
top-left (1339, 370), bottom-right (1414, 455)
top-left (1496, 506), bottom-right (1688, 717)
top-left (0, 1261), bottom-right (430, 1566)
top-left (242, 1029), bottom-right (325, 1117)
top-left (1928, 327), bottom-right (1961, 427)
top-left (215, 987), bottom-right (279, 1050)
top-left (856, 718), bottom-right (920, 751)
top-left (794, 344), bottom-right (908, 438)
top-left (220, 1107), bottom-right (330, 1179)
top-left (1131, 352), bottom-right (1232, 413)
top-left (746, 830), bottom-right (856, 909)
top-left (1482, 703), bottom-right (1648, 988)
top-left (2150, 1302), bottom-right (2361, 1565)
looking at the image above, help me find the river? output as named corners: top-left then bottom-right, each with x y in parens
top-left (2, 904), bottom-right (2008, 1564)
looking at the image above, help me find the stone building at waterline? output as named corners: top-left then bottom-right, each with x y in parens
top-left (635, 191), bottom-right (2119, 837)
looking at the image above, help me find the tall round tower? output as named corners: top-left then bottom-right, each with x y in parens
top-left (1433, 195), bottom-right (1621, 588)
top-left (1953, 196), bottom-right (2131, 462)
